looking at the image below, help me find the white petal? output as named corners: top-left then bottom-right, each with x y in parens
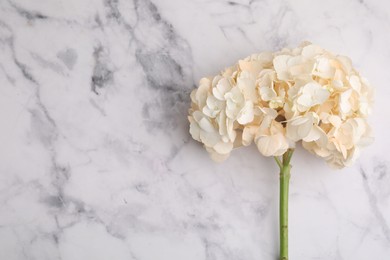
top-left (198, 117), bottom-right (215, 133)
top-left (296, 94), bottom-right (312, 108)
top-left (349, 75), bottom-right (361, 92)
top-left (205, 146), bottom-right (230, 162)
top-left (202, 106), bottom-right (217, 118)
top-left (213, 141), bottom-right (233, 154)
top-left (217, 112), bottom-right (227, 136)
top-left (256, 135), bottom-right (279, 156)
top-left (192, 111), bottom-right (204, 122)
top-left (303, 125), bottom-right (325, 143)
top-left (237, 101), bottom-right (254, 124)
top-left (339, 89), bottom-right (352, 115)
top-left (314, 57), bottom-right (335, 79)
top-left (195, 79), bottom-right (211, 107)
top-left (314, 88), bottom-right (330, 104)
top-left (328, 115), bottom-right (342, 128)
top-left (213, 78), bottom-right (232, 100)
top-left (200, 131), bottom-right (220, 147)
top-left (238, 60), bottom-right (263, 75)
top-left (297, 121), bottom-right (312, 139)
top-left (290, 116), bottom-right (309, 126)
top-left (260, 87), bottom-right (276, 101)
top-left (226, 118), bottom-right (236, 141)
top-left (237, 71), bottom-right (257, 102)
top-left (256, 133), bottom-right (288, 157)
top-left (273, 55), bottom-right (291, 80)
top-left (302, 44), bottom-right (323, 58)
top-left (242, 126), bottom-right (257, 146)
top-left (189, 121), bottom-right (201, 141)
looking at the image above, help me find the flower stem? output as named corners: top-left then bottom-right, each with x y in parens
top-left (278, 149), bottom-right (293, 260)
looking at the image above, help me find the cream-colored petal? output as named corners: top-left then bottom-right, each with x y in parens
top-left (339, 89), bottom-right (352, 115)
top-left (242, 126), bottom-right (258, 146)
top-left (189, 121), bottom-right (201, 141)
top-left (213, 141), bottom-right (234, 154)
top-left (296, 95), bottom-right (312, 110)
top-left (349, 75), bottom-right (361, 92)
top-left (303, 125), bottom-right (326, 144)
top-left (260, 86), bottom-right (277, 101)
top-left (213, 78), bottom-right (232, 100)
top-left (302, 44), bottom-right (323, 58)
top-left (256, 133), bottom-right (288, 157)
top-left (238, 60), bottom-right (263, 75)
top-left (256, 135), bottom-right (279, 156)
top-left (198, 117), bottom-right (215, 132)
top-left (329, 115), bottom-right (342, 128)
top-left (273, 55), bottom-right (291, 81)
top-left (237, 101), bottom-right (254, 124)
top-left (313, 57), bottom-right (335, 79)
top-left (296, 82), bottom-right (330, 111)
top-left (226, 118), bottom-right (236, 142)
top-left (200, 131), bottom-right (220, 147)
top-left (205, 146), bottom-right (230, 162)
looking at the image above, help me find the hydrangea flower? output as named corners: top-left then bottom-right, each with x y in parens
top-left (189, 42), bottom-right (373, 168)
top-left (188, 42), bottom-right (374, 260)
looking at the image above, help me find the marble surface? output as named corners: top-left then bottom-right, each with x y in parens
top-left (1, 0), bottom-right (390, 259)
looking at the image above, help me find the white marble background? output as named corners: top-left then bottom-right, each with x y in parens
top-left (0, 0), bottom-right (389, 259)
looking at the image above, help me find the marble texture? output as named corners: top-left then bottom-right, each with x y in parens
top-left (0, 0), bottom-right (390, 259)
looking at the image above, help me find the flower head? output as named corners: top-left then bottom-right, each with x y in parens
top-left (189, 42), bottom-right (373, 168)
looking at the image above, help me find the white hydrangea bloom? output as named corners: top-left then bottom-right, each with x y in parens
top-left (189, 42), bottom-right (373, 168)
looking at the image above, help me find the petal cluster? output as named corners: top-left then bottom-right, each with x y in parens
top-left (188, 42), bottom-right (373, 168)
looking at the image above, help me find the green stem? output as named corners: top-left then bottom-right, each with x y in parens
top-left (279, 149), bottom-right (293, 260)
top-left (274, 156), bottom-right (282, 169)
